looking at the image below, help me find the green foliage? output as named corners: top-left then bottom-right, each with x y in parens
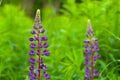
top-left (0, 4), bottom-right (33, 80)
top-left (41, 0), bottom-right (120, 79)
top-left (0, 0), bottom-right (120, 80)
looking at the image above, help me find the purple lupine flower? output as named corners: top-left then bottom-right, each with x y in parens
top-left (84, 20), bottom-right (101, 80)
top-left (29, 50), bottom-right (35, 56)
top-left (28, 71), bottom-right (34, 76)
top-left (39, 24), bottom-right (43, 28)
top-left (29, 58), bottom-right (36, 64)
top-left (43, 43), bottom-right (49, 48)
top-left (42, 50), bottom-right (50, 56)
top-left (41, 28), bottom-right (45, 33)
top-left (31, 30), bottom-right (36, 34)
top-left (29, 38), bottom-right (34, 41)
top-left (43, 72), bottom-right (50, 80)
top-left (34, 36), bottom-right (39, 40)
top-left (30, 43), bottom-right (36, 48)
top-left (28, 9), bottom-right (50, 80)
top-left (40, 36), bottom-right (48, 41)
top-left (30, 65), bottom-right (35, 71)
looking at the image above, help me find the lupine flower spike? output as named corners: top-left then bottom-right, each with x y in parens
top-left (84, 19), bottom-right (101, 80)
top-left (28, 9), bottom-right (50, 80)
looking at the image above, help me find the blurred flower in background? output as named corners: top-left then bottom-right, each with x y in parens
top-left (84, 20), bottom-right (101, 80)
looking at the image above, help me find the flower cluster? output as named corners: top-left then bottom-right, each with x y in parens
top-left (84, 20), bottom-right (101, 80)
top-left (28, 9), bottom-right (50, 80)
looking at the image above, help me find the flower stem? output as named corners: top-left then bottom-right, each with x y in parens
top-left (90, 37), bottom-right (94, 80)
top-left (37, 33), bottom-right (41, 80)
top-left (91, 51), bottom-right (94, 80)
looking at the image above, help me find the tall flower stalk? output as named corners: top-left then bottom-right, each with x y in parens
top-left (84, 20), bottom-right (101, 80)
top-left (28, 9), bottom-right (50, 80)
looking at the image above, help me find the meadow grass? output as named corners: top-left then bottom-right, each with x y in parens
top-left (0, 0), bottom-right (120, 79)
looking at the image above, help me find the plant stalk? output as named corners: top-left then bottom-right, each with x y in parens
top-left (37, 33), bottom-right (40, 80)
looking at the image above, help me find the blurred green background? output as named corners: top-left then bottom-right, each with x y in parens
top-left (0, 0), bottom-right (120, 80)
